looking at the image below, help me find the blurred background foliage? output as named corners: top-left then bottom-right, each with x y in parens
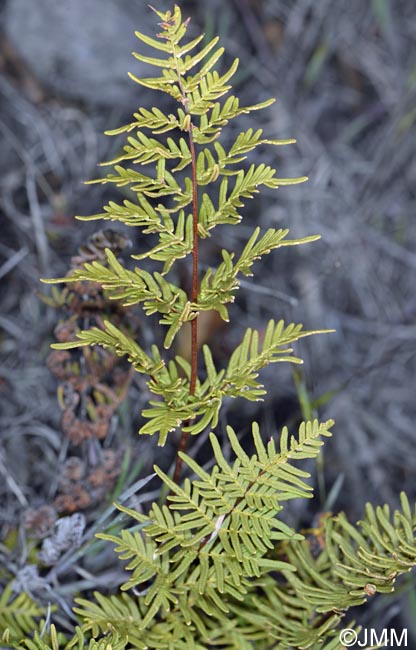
top-left (0, 0), bottom-right (415, 640)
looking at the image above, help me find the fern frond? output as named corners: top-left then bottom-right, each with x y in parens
top-left (9, 623), bottom-right (126, 650)
top-left (74, 592), bottom-right (145, 644)
top-left (76, 194), bottom-right (164, 227)
top-left (285, 491), bottom-right (416, 613)
top-left (50, 319), bottom-right (161, 371)
top-left (223, 320), bottom-right (332, 400)
top-left (0, 584), bottom-right (43, 641)
top-left (101, 134), bottom-right (192, 168)
top-left (73, 419), bottom-right (333, 643)
top-left (46, 256), bottom-right (195, 350)
top-left (104, 107), bottom-right (181, 136)
top-left (50, 317), bottom-right (330, 445)
top-left (197, 228), bottom-right (320, 319)
top-left (195, 94), bottom-right (275, 143)
top-left (75, 590), bottom-right (223, 649)
top-left (77, 201), bottom-right (193, 274)
top-left (214, 128), bottom-right (296, 174)
top-left (200, 165), bottom-right (307, 230)
top-left (227, 575), bottom-right (345, 650)
top-left (97, 419), bottom-right (332, 631)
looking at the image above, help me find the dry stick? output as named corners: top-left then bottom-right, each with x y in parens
top-left (173, 120), bottom-right (199, 485)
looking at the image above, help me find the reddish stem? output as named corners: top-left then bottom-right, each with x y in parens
top-left (189, 123), bottom-right (199, 393)
top-left (173, 122), bottom-right (199, 484)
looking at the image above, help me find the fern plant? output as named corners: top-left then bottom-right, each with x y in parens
top-left (6, 5), bottom-right (416, 649)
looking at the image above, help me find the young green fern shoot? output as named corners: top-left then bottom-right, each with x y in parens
top-left (44, 5), bottom-right (326, 478)
top-left (16, 6), bottom-right (416, 649)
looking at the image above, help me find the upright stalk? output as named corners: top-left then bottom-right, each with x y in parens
top-left (173, 119), bottom-right (199, 484)
top-left (188, 123), bottom-right (199, 396)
